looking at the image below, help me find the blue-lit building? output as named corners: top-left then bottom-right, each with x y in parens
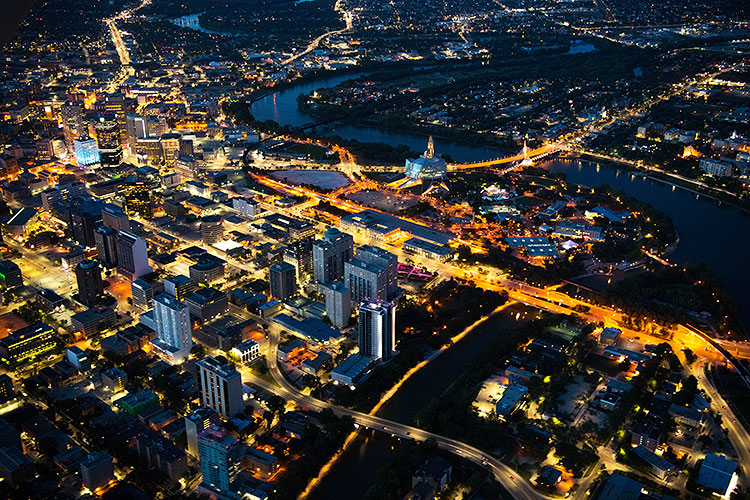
top-left (198, 426), bottom-right (242, 496)
top-left (74, 136), bottom-right (100, 166)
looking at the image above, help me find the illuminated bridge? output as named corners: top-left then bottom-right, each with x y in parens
top-left (448, 143), bottom-right (559, 171)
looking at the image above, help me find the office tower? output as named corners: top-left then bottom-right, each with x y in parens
top-left (94, 116), bottom-right (122, 166)
top-left (355, 245), bottom-right (398, 297)
top-left (125, 114), bottom-right (167, 144)
top-left (344, 258), bottom-right (389, 304)
top-left (313, 228), bottom-right (354, 285)
top-left (79, 452), bottom-right (114, 492)
top-left (161, 133), bottom-right (181, 166)
top-left (102, 205), bottom-right (130, 232)
top-left (74, 137), bottom-right (100, 166)
top-left (357, 300), bottom-right (396, 362)
top-left (121, 178), bottom-right (152, 218)
top-left (75, 260), bottom-right (104, 307)
top-left (95, 226), bottom-right (118, 269)
top-left (198, 426), bottom-right (242, 495)
top-left (116, 231), bottom-right (151, 280)
top-left (200, 215), bottom-right (224, 245)
top-left (69, 200), bottom-right (105, 248)
top-left (151, 293), bottom-right (192, 363)
top-left (0, 260), bottom-right (22, 288)
top-left (269, 262), bottom-right (297, 300)
top-left (197, 356), bottom-right (243, 419)
top-left (164, 275), bottom-right (196, 301)
top-left (60, 101), bottom-right (85, 153)
top-left (185, 288), bottom-right (228, 323)
top-left (283, 237), bottom-right (312, 282)
top-left (323, 281), bottom-right (351, 328)
top-left (103, 93), bottom-right (128, 143)
top-left (131, 279), bottom-right (154, 310)
top-left (185, 408), bottom-right (219, 457)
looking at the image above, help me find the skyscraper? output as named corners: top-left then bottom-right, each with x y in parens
top-left (94, 115), bottom-right (122, 167)
top-left (75, 260), bottom-right (104, 307)
top-left (355, 245), bottom-right (398, 298)
top-left (269, 262), bottom-right (297, 300)
top-left (197, 356), bottom-right (243, 419)
top-left (313, 228), bottom-right (354, 285)
top-left (94, 226), bottom-right (118, 268)
top-left (151, 293), bottom-right (192, 363)
top-left (73, 137), bottom-right (100, 166)
top-left (357, 300), bottom-right (396, 362)
top-left (344, 258), bottom-right (389, 304)
top-left (116, 231), bottom-right (151, 280)
top-left (323, 281), bottom-right (351, 328)
top-left (197, 426), bottom-right (242, 496)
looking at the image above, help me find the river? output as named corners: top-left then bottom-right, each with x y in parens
top-left (250, 73), bottom-right (507, 163)
top-left (308, 304), bottom-right (539, 500)
top-left (251, 72), bottom-right (750, 498)
top-left (251, 73), bottom-right (750, 327)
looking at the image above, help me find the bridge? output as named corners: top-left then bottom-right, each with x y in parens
top-left (448, 143), bottom-right (559, 170)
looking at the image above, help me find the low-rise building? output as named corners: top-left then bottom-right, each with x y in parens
top-left (0, 324), bottom-right (56, 363)
top-left (231, 339), bottom-right (260, 365)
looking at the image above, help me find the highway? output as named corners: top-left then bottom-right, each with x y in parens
top-left (281, 1), bottom-right (353, 66)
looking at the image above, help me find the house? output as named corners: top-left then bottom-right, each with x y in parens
top-left (413, 456), bottom-right (452, 492)
top-left (696, 454), bottom-right (738, 497)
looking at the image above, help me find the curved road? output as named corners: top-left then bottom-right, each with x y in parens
top-left (240, 329), bottom-right (548, 500)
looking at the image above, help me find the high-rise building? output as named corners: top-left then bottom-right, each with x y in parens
top-left (185, 288), bottom-right (228, 323)
top-left (74, 137), bottom-right (100, 166)
top-left (269, 262), bottom-right (297, 300)
top-left (94, 116), bottom-right (122, 166)
top-left (95, 226), bottom-right (118, 268)
top-left (197, 356), bottom-right (243, 419)
top-left (0, 260), bottom-right (23, 288)
top-left (131, 279), bottom-right (155, 310)
top-left (79, 452), bottom-right (114, 492)
top-left (357, 300), bottom-right (396, 362)
top-left (103, 93), bottom-right (128, 143)
top-left (197, 426), bottom-right (242, 496)
top-left (60, 101), bottom-right (85, 153)
top-left (161, 133), bottom-right (181, 166)
top-left (121, 178), bottom-right (152, 218)
top-left (116, 231), bottom-right (151, 280)
top-left (102, 205), bottom-right (130, 232)
top-left (355, 245), bottom-right (398, 298)
top-left (125, 114), bottom-right (167, 144)
top-left (185, 408), bottom-right (220, 457)
top-left (164, 275), bottom-right (196, 301)
top-left (151, 293), bottom-right (192, 363)
top-left (344, 258), bottom-right (389, 304)
top-left (283, 237), bottom-right (313, 282)
top-left (200, 215), bottom-right (224, 245)
top-left (75, 260), bottom-right (104, 307)
top-left (69, 201), bottom-right (105, 248)
top-left (313, 228), bottom-right (354, 285)
top-left (323, 281), bottom-right (351, 328)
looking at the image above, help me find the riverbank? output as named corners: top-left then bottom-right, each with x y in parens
top-left (578, 151), bottom-right (750, 215)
